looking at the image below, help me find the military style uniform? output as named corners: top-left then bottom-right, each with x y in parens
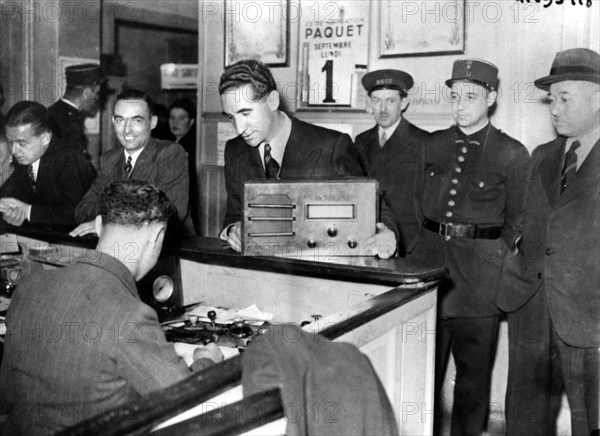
top-left (48, 99), bottom-right (88, 152)
top-left (411, 59), bottom-right (530, 436)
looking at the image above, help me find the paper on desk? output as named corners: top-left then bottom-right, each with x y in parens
top-left (188, 304), bottom-right (273, 324)
top-left (173, 342), bottom-right (240, 366)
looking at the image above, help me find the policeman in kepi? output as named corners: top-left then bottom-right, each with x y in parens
top-left (410, 59), bottom-right (530, 435)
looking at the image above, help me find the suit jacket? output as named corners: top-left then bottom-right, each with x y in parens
top-left (498, 138), bottom-right (600, 347)
top-left (48, 99), bottom-right (88, 153)
top-left (75, 138), bottom-right (189, 224)
top-left (411, 124), bottom-right (530, 317)
top-left (354, 118), bottom-right (430, 256)
top-left (0, 251), bottom-right (191, 435)
top-left (222, 116), bottom-right (363, 228)
top-left (0, 138), bottom-right (96, 226)
top-left (242, 324), bottom-right (398, 436)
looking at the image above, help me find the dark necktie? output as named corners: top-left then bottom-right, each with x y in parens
top-left (561, 140), bottom-right (580, 194)
top-left (264, 143), bottom-right (280, 180)
top-left (124, 156), bottom-right (133, 179)
top-left (27, 165), bottom-right (36, 191)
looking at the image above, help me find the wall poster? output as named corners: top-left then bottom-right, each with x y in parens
top-left (298, 1), bottom-right (369, 107)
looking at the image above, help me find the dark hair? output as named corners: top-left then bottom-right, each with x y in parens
top-left (168, 98), bottom-right (196, 120)
top-left (100, 180), bottom-right (171, 227)
top-left (114, 89), bottom-right (155, 116)
top-left (219, 59), bottom-right (276, 100)
top-left (5, 101), bottom-right (52, 136)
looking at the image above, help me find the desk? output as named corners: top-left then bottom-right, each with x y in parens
top-left (3, 228), bottom-right (445, 435)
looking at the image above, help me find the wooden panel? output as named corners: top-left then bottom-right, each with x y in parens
top-left (200, 163), bottom-right (226, 237)
top-left (335, 289), bottom-right (437, 435)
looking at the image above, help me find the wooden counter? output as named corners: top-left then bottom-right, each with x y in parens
top-left (2, 228), bottom-right (446, 435)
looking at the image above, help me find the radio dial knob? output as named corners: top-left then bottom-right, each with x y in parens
top-left (307, 239), bottom-right (317, 249)
top-left (327, 227), bottom-right (337, 237)
top-left (348, 239), bottom-right (358, 249)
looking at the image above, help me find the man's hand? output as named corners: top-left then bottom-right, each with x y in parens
top-left (0, 198), bottom-right (30, 227)
top-left (364, 222), bottom-right (397, 259)
top-left (189, 342), bottom-right (225, 371)
top-left (69, 220), bottom-right (98, 237)
top-left (225, 221), bottom-right (242, 252)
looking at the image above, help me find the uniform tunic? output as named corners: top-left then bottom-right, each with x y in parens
top-left (414, 123), bottom-right (529, 318)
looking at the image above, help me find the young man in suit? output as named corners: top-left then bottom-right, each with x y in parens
top-left (354, 69), bottom-right (430, 256)
top-left (218, 59), bottom-right (396, 258)
top-left (0, 180), bottom-right (222, 435)
top-left (0, 101), bottom-right (96, 228)
top-left (70, 89), bottom-right (190, 239)
top-left (498, 48), bottom-right (600, 436)
top-left (411, 59), bottom-right (530, 435)
top-left (48, 63), bottom-right (105, 155)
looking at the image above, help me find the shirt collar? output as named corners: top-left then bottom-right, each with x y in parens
top-left (379, 118), bottom-right (402, 139)
top-left (60, 98), bottom-right (79, 110)
top-left (30, 159), bottom-right (41, 178)
top-left (124, 147), bottom-right (145, 166)
top-left (260, 112), bottom-right (291, 168)
top-left (565, 125), bottom-right (600, 170)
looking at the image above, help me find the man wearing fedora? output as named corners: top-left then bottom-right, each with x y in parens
top-left (48, 63), bottom-right (105, 155)
top-left (498, 48), bottom-right (600, 436)
top-left (354, 69), bottom-right (430, 256)
top-left (410, 59), bottom-right (529, 435)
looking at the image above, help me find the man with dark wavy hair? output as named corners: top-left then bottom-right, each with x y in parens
top-left (218, 59), bottom-right (396, 257)
top-left (0, 101), bottom-right (96, 228)
top-left (0, 180), bottom-right (221, 435)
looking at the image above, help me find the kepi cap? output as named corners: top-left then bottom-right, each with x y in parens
top-left (534, 48), bottom-right (600, 90)
top-left (362, 69), bottom-right (414, 95)
top-left (446, 59), bottom-right (499, 91)
top-left (65, 63), bottom-right (106, 86)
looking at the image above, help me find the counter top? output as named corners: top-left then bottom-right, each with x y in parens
top-left (178, 237), bottom-right (446, 286)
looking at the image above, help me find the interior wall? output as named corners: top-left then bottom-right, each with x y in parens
top-left (199, 0), bottom-right (600, 151)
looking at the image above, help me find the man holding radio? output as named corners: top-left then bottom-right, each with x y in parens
top-left (218, 59), bottom-right (397, 258)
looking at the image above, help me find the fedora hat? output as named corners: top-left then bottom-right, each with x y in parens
top-left (534, 48), bottom-right (600, 90)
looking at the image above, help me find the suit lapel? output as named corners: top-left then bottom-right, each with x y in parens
top-left (281, 118), bottom-right (319, 175)
top-left (539, 138), bottom-right (564, 206)
top-left (557, 140), bottom-right (600, 206)
top-left (372, 119), bottom-right (413, 168)
top-left (129, 140), bottom-right (155, 180)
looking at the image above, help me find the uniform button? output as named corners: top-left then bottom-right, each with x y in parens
top-left (545, 248), bottom-right (555, 256)
top-left (479, 181), bottom-right (485, 188)
top-left (537, 272), bottom-right (542, 279)
top-left (429, 172), bottom-right (435, 176)
top-left (461, 146), bottom-right (468, 153)
top-left (448, 200), bottom-right (455, 207)
top-left (450, 189), bottom-right (457, 195)
top-left (446, 211), bottom-right (453, 218)
top-left (458, 156), bottom-right (465, 163)
top-left (455, 167), bottom-right (462, 173)
top-left (452, 178), bottom-right (458, 184)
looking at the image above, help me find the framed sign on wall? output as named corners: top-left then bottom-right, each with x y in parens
top-left (298, 1), bottom-right (369, 108)
top-left (224, 0), bottom-right (289, 67)
top-left (379, 0), bottom-right (465, 58)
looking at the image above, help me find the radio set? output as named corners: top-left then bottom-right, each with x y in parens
top-left (242, 179), bottom-right (378, 257)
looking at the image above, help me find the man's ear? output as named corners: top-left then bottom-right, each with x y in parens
top-left (150, 224), bottom-right (166, 249)
top-left (486, 91), bottom-right (498, 108)
top-left (150, 115), bottom-right (158, 130)
top-left (94, 215), bottom-right (102, 237)
top-left (266, 90), bottom-right (280, 112)
top-left (401, 97), bottom-right (409, 111)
